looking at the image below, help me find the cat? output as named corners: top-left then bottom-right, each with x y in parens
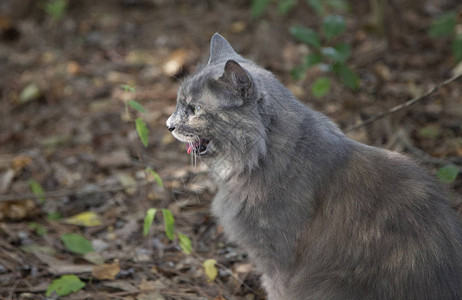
top-left (166, 33), bottom-right (462, 299)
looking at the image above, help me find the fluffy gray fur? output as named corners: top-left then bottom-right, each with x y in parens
top-left (166, 33), bottom-right (462, 299)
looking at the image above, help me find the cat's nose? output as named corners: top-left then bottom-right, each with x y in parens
top-left (167, 126), bottom-right (175, 132)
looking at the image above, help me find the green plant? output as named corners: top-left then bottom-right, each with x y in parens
top-left (122, 85), bottom-right (150, 148)
top-left (29, 222), bottom-right (48, 236)
top-left (28, 179), bottom-right (46, 204)
top-left (251, 0), bottom-right (349, 18)
top-left (43, 0), bottom-right (67, 20)
top-left (142, 208), bottom-right (192, 254)
top-left (123, 84), bottom-right (192, 255)
top-left (251, 0), bottom-right (358, 97)
top-left (429, 10), bottom-right (462, 62)
top-left (60, 233), bottom-right (94, 255)
top-left (46, 275), bottom-right (85, 297)
top-left (436, 165), bottom-right (459, 184)
top-left (290, 14), bottom-right (359, 96)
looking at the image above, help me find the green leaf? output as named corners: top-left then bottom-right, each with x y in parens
top-left (306, 0), bottom-right (323, 15)
top-left (143, 208), bottom-right (157, 237)
top-left (135, 118), bottom-right (149, 148)
top-left (128, 100), bottom-right (146, 113)
top-left (436, 165), bottom-right (459, 183)
top-left (290, 26), bottom-right (321, 49)
top-left (29, 222), bottom-right (47, 236)
top-left (311, 77), bottom-right (331, 98)
top-left (322, 15), bottom-right (346, 40)
top-left (251, 0), bottom-right (271, 18)
top-left (178, 233), bottom-right (192, 254)
top-left (27, 179), bottom-right (45, 204)
top-left (121, 84), bottom-right (136, 92)
top-left (334, 43), bottom-right (351, 61)
top-left (290, 65), bottom-right (308, 80)
top-left (146, 167), bottom-right (163, 188)
top-left (278, 0), bottom-right (298, 15)
top-left (162, 209), bottom-right (175, 241)
top-left (46, 275), bottom-right (85, 297)
top-left (326, 0), bottom-right (349, 12)
top-left (429, 11), bottom-right (457, 38)
top-left (60, 233), bottom-right (94, 255)
top-left (452, 34), bottom-right (462, 62)
top-left (47, 212), bottom-right (62, 221)
top-left (333, 63), bottom-right (360, 90)
top-left (321, 44), bottom-right (351, 63)
top-left (304, 53), bottom-right (323, 67)
top-left (321, 47), bottom-right (340, 62)
top-left (419, 125), bottom-right (440, 138)
top-left (43, 0), bottom-right (67, 20)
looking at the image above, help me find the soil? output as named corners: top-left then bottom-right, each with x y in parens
top-left (0, 0), bottom-right (461, 299)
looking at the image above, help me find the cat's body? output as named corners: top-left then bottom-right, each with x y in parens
top-left (167, 33), bottom-right (462, 299)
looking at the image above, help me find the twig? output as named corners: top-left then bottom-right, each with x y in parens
top-left (8, 279), bottom-right (21, 300)
top-left (345, 73), bottom-right (462, 133)
top-left (396, 129), bottom-right (462, 171)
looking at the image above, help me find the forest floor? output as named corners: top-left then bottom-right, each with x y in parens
top-left (0, 0), bottom-right (461, 299)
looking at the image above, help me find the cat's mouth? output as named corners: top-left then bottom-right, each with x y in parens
top-left (186, 138), bottom-right (211, 155)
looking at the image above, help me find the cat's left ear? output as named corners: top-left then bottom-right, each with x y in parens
top-left (208, 33), bottom-right (239, 65)
top-left (219, 60), bottom-right (253, 99)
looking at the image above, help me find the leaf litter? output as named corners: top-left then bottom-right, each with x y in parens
top-left (0, 1), bottom-right (461, 299)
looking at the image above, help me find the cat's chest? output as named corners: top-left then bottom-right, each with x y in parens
top-left (211, 185), bottom-right (299, 277)
top-left (211, 186), bottom-right (270, 241)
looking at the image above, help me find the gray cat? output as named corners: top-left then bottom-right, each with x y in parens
top-left (166, 33), bottom-right (462, 299)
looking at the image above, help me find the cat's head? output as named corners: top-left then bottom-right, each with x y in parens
top-left (166, 33), bottom-right (270, 173)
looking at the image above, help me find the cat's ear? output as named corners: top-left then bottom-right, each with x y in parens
top-left (208, 33), bottom-right (238, 65)
top-left (219, 60), bottom-right (253, 99)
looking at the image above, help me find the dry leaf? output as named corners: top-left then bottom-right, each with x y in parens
top-left (98, 150), bottom-right (131, 168)
top-left (0, 200), bottom-right (37, 220)
top-left (136, 292), bottom-right (165, 300)
top-left (162, 48), bottom-right (188, 77)
top-left (234, 263), bottom-right (253, 274)
top-left (0, 169), bottom-right (14, 193)
top-left (92, 262), bottom-right (120, 280)
top-left (66, 61), bottom-right (80, 75)
top-left (12, 155), bottom-right (31, 172)
top-left (230, 21), bottom-right (247, 33)
top-left (33, 252), bottom-right (93, 275)
top-left (83, 251), bottom-right (104, 265)
top-left (452, 60), bottom-right (462, 77)
top-left (374, 62), bottom-right (392, 81)
top-left (102, 280), bottom-right (138, 292)
top-left (138, 278), bottom-right (167, 291)
top-left (117, 173), bottom-right (137, 195)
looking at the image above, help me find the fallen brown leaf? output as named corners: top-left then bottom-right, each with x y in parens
top-left (92, 262), bottom-right (120, 280)
top-left (33, 252), bottom-right (93, 275)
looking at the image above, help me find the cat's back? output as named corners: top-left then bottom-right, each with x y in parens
top-left (291, 141), bottom-right (462, 299)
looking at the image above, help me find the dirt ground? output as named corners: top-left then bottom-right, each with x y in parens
top-left (0, 0), bottom-right (461, 299)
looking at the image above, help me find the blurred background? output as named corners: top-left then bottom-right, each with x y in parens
top-left (0, 0), bottom-right (461, 299)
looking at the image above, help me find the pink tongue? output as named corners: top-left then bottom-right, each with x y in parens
top-left (186, 141), bottom-right (201, 154)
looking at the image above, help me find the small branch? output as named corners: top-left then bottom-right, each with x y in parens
top-left (345, 73), bottom-right (462, 133)
top-left (396, 129), bottom-right (462, 171)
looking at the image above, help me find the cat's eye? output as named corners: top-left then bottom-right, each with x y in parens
top-left (191, 105), bottom-right (201, 115)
